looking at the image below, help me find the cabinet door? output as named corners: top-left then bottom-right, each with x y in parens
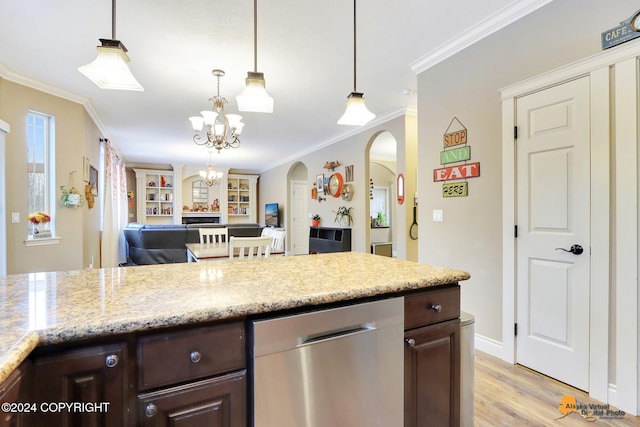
top-left (0, 362), bottom-right (29, 427)
top-left (31, 343), bottom-right (128, 427)
top-left (138, 371), bottom-right (246, 427)
top-left (405, 319), bottom-right (460, 427)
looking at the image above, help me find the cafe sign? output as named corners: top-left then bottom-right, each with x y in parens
top-left (602, 9), bottom-right (640, 49)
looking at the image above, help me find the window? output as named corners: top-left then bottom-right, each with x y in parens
top-left (192, 180), bottom-right (208, 203)
top-left (26, 111), bottom-right (56, 241)
top-left (370, 187), bottom-right (389, 226)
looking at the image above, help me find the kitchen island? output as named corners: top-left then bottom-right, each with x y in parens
top-left (0, 252), bottom-right (470, 426)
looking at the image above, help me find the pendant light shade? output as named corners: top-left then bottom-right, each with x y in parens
top-left (236, 0), bottom-right (274, 113)
top-left (78, 39), bottom-right (143, 91)
top-left (236, 71), bottom-right (273, 113)
top-left (78, 0), bottom-right (143, 91)
top-left (337, 92), bottom-right (375, 126)
top-left (338, 0), bottom-right (374, 126)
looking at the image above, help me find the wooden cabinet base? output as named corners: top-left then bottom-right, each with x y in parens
top-left (405, 319), bottom-right (461, 427)
top-left (137, 371), bottom-right (246, 427)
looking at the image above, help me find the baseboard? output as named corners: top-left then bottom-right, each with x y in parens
top-left (474, 333), bottom-right (503, 359)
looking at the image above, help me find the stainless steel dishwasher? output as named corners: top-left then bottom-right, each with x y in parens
top-left (251, 297), bottom-right (404, 427)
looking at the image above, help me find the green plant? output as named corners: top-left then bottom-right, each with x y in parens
top-left (60, 185), bottom-right (84, 207)
top-left (333, 205), bottom-right (353, 225)
top-left (312, 214), bottom-right (321, 220)
top-left (376, 210), bottom-right (387, 226)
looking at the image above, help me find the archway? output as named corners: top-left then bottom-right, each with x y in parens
top-left (367, 131), bottom-right (398, 257)
top-left (287, 161), bottom-right (309, 255)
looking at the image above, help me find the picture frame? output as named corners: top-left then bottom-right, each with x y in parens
top-left (89, 165), bottom-right (98, 196)
top-left (83, 157), bottom-right (90, 182)
top-left (316, 174), bottom-right (324, 193)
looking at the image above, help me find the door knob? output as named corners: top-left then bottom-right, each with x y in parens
top-left (555, 244), bottom-right (584, 255)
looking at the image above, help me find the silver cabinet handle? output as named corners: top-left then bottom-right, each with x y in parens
top-left (105, 354), bottom-right (119, 368)
top-left (406, 338), bottom-right (416, 347)
top-left (431, 304), bottom-right (442, 313)
top-left (145, 403), bottom-right (157, 418)
top-left (190, 351), bottom-right (201, 363)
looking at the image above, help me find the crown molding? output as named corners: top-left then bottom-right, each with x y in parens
top-left (260, 106), bottom-right (412, 173)
top-left (0, 61), bottom-right (110, 141)
top-left (410, 0), bottom-right (553, 75)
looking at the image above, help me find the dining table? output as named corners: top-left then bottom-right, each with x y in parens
top-left (185, 242), bottom-right (283, 262)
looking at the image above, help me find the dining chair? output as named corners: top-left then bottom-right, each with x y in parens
top-left (269, 229), bottom-right (286, 252)
top-left (261, 227), bottom-right (285, 253)
top-left (199, 227), bottom-right (228, 244)
top-left (229, 236), bottom-right (273, 259)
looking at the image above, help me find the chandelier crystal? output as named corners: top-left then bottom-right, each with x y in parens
top-left (189, 69), bottom-right (244, 152)
top-left (199, 152), bottom-right (223, 186)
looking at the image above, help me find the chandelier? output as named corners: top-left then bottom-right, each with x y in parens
top-left (200, 152), bottom-right (223, 186)
top-left (189, 69), bottom-right (244, 152)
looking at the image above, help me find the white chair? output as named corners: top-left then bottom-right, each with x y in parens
top-left (261, 227), bottom-right (285, 253)
top-left (199, 227), bottom-right (228, 244)
top-left (229, 236), bottom-right (273, 259)
top-left (269, 229), bottom-right (286, 252)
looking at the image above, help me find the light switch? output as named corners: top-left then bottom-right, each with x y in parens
top-left (432, 209), bottom-right (443, 222)
top-left (11, 212), bottom-right (20, 223)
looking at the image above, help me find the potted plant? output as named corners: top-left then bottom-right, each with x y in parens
top-left (334, 206), bottom-right (353, 226)
top-left (311, 214), bottom-right (320, 227)
top-left (28, 211), bottom-right (51, 237)
top-left (60, 185), bottom-right (84, 207)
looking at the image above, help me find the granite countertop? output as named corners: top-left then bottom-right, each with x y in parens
top-left (0, 252), bottom-right (470, 383)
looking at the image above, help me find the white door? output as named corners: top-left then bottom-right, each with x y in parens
top-left (291, 181), bottom-right (309, 255)
top-left (516, 77), bottom-right (590, 391)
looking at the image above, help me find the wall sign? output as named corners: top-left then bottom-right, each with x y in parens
top-left (601, 9), bottom-right (640, 49)
top-left (434, 117), bottom-right (480, 197)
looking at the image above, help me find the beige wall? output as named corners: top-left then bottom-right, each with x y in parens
top-left (416, 0), bottom-right (637, 345)
top-left (259, 114), bottom-right (417, 256)
top-left (0, 79), bottom-right (102, 274)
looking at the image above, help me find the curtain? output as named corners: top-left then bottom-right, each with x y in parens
top-left (101, 140), bottom-right (128, 268)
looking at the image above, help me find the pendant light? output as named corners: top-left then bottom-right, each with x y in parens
top-left (337, 0), bottom-right (374, 126)
top-left (236, 0), bottom-right (274, 113)
top-left (78, 0), bottom-right (143, 91)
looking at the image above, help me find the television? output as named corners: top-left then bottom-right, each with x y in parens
top-left (265, 203), bottom-right (279, 227)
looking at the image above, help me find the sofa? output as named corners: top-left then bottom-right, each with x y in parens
top-left (123, 222), bottom-right (264, 265)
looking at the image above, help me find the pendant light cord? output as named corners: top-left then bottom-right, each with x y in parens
top-left (111, 0), bottom-right (117, 40)
top-left (253, 0), bottom-right (258, 72)
top-left (352, 0), bottom-right (357, 92)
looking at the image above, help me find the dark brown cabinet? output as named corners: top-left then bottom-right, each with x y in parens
top-left (0, 362), bottom-right (30, 427)
top-left (137, 371), bottom-right (246, 427)
top-left (136, 322), bottom-right (246, 427)
top-left (404, 286), bottom-right (461, 427)
top-left (30, 342), bottom-right (129, 427)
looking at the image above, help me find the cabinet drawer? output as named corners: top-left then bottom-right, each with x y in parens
top-left (404, 286), bottom-right (460, 330)
top-left (138, 322), bottom-right (245, 391)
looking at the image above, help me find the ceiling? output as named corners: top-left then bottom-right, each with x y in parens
top-left (0, 0), bottom-right (546, 172)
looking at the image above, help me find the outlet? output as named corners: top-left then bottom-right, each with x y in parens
top-left (432, 209), bottom-right (443, 222)
top-left (11, 212), bottom-right (20, 223)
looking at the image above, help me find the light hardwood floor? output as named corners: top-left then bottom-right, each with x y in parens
top-left (474, 351), bottom-right (640, 426)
